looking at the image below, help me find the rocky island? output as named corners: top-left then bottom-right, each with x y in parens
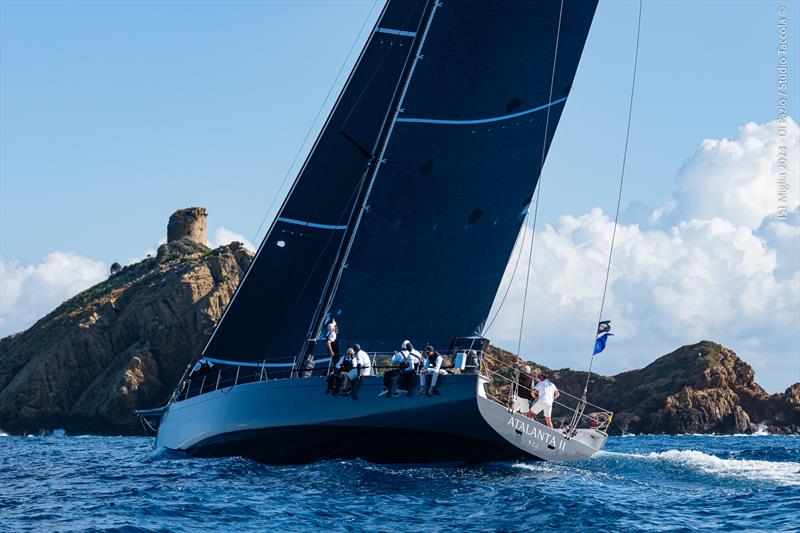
top-left (1, 208), bottom-right (797, 436)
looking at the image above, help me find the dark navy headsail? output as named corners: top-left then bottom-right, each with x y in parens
top-left (327, 0), bottom-right (599, 352)
top-left (203, 0), bottom-right (429, 365)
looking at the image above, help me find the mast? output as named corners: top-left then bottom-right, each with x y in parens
top-left (300, 0), bottom-right (439, 365)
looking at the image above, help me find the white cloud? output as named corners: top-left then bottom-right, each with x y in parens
top-left (0, 252), bottom-right (108, 337)
top-left (487, 119), bottom-right (800, 393)
top-left (208, 227), bottom-right (255, 252)
top-left (667, 118), bottom-right (798, 228)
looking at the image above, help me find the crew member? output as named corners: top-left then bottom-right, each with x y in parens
top-left (384, 350), bottom-right (407, 398)
top-left (332, 347), bottom-right (354, 395)
top-left (398, 340), bottom-right (421, 394)
top-left (326, 349), bottom-right (342, 394)
top-left (347, 344), bottom-right (371, 400)
top-left (324, 319), bottom-right (339, 358)
top-left (514, 365), bottom-right (534, 418)
top-left (466, 350), bottom-right (481, 374)
top-left (419, 345), bottom-right (445, 396)
top-left (190, 357), bottom-right (214, 379)
top-left (531, 372), bottom-right (560, 428)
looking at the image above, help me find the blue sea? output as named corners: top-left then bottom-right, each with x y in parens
top-left (1, 433), bottom-right (798, 532)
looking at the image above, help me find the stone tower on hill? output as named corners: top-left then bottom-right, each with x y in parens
top-left (167, 207), bottom-right (207, 245)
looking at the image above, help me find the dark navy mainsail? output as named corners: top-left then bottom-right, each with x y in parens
top-left (203, 0), bottom-right (429, 364)
top-left (204, 0), bottom-right (598, 365)
top-left (328, 0), bottom-right (599, 353)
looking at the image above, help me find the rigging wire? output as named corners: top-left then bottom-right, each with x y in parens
top-left (249, 0), bottom-right (380, 245)
top-left (481, 222), bottom-right (528, 335)
top-left (515, 0), bottom-right (565, 358)
top-left (582, 0), bottom-right (643, 398)
top-left (174, 1), bottom-right (380, 384)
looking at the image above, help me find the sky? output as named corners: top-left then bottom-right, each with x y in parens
top-left (1, 0), bottom-right (798, 392)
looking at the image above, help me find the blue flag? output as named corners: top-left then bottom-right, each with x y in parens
top-left (593, 332), bottom-right (614, 356)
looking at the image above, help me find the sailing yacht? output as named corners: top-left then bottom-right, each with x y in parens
top-left (141, 0), bottom-right (612, 464)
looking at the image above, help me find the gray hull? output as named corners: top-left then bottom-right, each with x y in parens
top-left (154, 374), bottom-right (606, 464)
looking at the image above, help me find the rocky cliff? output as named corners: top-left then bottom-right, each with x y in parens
top-left (490, 342), bottom-right (800, 435)
top-left (0, 236), bottom-right (251, 435)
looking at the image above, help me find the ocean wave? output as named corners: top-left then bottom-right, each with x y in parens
top-left (602, 449), bottom-right (800, 486)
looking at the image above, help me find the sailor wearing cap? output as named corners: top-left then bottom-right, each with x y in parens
top-left (347, 343), bottom-right (372, 400)
top-left (324, 319), bottom-right (339, 358)
top-left (419, 345), bottom-right (445, 396)
top-left (398, 340), bottom-right (421, 394)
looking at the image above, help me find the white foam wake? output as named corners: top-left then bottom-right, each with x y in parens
top-left (605, 449), bottom-right (800, 486)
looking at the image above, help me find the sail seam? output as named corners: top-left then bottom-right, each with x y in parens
top-left (396, 96), bottom-right (567, 125)
top-left (277, 217), bottom-right (348, 230)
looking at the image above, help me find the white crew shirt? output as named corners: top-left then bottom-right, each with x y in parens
top-left (406, 349), bottom-right (421, 372)
top-left (355, 350), bottom-right (371, 376)
top-left (326, 322), bottom-right (337, 342)
top-left (534, 379), bottom-right (558, 404)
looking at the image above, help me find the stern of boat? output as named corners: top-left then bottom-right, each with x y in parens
top-left (475, 355), bottom-right (612, 462)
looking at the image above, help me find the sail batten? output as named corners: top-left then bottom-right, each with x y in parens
top-left (376, 27), bottom-right (417, 37)
top-left (276, 217), bottom-right (349, 231)
top-left (395, 96), bottom-right (568, 125)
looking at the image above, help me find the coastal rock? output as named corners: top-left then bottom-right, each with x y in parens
top-left (490, 341), bottom-right (798, 435)
top-left (0, 213), bottom-right (251, 435)
top-left (167, 207), bottom-right (207, 245)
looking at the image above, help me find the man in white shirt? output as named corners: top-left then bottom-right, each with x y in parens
top-left (419, 345), bottom-right (445, 396)
top-left (353, 344), bottom-right (371, 377)
top-left (399, 340), bottom-right (421, 393)
top-left (324, 319), bottom-right (338, 358)
top-left (531, 372), bottom-right (560, 429)
top-left (346, 344), bottom-right (371, 400)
